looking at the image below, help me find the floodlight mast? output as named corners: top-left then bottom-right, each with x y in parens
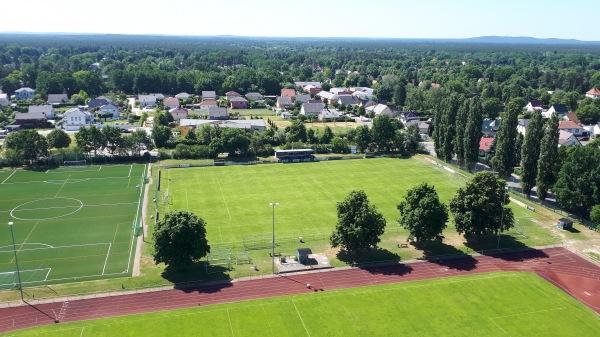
top-left (8, 222), bottom-right (24, 301)
top-left (269, 202), bottom-right (279, 274)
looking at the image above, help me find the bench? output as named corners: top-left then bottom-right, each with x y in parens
top-left (398, 243), bottom-right (409, 248)
top-left (269, 252), bottom-right (284, 257)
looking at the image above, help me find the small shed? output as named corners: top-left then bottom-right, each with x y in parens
top-left (296, 248), bottom-right (313, 264)
top-left (556, 218), bottom-right (573, 230)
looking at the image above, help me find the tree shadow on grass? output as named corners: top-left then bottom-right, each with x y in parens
top-left (414, 241), bottom-right (478, 271)
top-left (336, 247), bottom-right (401, 265)
top-left (462, 235), bottom-right (549, 262)
top-left (162, 261), bottom-right (233, 294)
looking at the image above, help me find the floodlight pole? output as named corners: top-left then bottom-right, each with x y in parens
top-left (8, 222), bottom-right (24, 301)
top-left (270, 202), bottom-right (279, 274)
top-left (497, 186), bottom-right (508, 249)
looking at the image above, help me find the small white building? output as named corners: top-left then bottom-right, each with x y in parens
top-left (163, 97), bottom-right (180, 109)
top-left (366, 104), bottom-right (394, 118)
top-left (558, 130), bottom-right (581, 147)
top-left (63, 108), bottom-right (94, 126)
top-left (0, 92), bottom-right (10, 107)
top-left (138, 95), bottom-right (157, 107)
top-left (14, 87), bottom-right (35, 100)
top-left (585, 88), bottom-right (600, 99)
top-left (99, 103), bottom-right (120, 120)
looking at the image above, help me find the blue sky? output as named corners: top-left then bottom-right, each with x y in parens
top-left (2, 0), bottom-right (598, 40)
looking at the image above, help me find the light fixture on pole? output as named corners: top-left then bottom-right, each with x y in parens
top-left (497, 186), bottom-right (508, 249)
top-left (8, 222), bottom-right (24, 301)
top-left (269, 202), bottom-right (279, 274)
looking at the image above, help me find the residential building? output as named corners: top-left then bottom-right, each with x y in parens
top-left (245, 92), bottom-right (263, 101)
top-left (276, 96), bottom-right (294, 109)
top-left (88, 98), bottom-right (110, 109)
top-left (558, 130), bottom-right (581, 147)
top-left (225, 91), bottom-right (241, 100)
top-left (338, 95), bottom-right (360, 107)
top-left (330, 87), bottom-right (350, 95)
top-left (517, 119), bottom-right (530, 136)
top-left (63, 107), bottom-right (93, 126)
top-left (28, 105), bottom-right (55, 118)
top-left (400, 111), bottom-right (420, 124)
top-left (47, 93), bottom-right (69, 104)
top-left (366, 104), bottom-right (394, 118)
top-left (0, 92), bottom-right (10, 107)
top-left (563, 112), bottom-right (580, 124)
top-left (15, 112), bottom-right (48, 127)
top-left (138, 95), bottom-right (157, 107)
top-left (294, 94), bottom-right (311, 104)
top-left (585, 88), bottom-right (600, 99)
top-left (199, 100), bottom-right (218, 110)
top-left (479, 137), bottom-right (495, 157)
top-left (229, 96), bottom-right (248, 109)
top-left (300, 102), bottom-right (325, 116)
top-left (169, 107), bottom-right (189, 121)
top-left (207, 107), bottom-right (229, 120)
top-left (543, 104), bottom-right (569, 118)
top-left (99, 103), bottom-right (120, 120)
top-left (180, 119), bottom-right (266, 133)
top-left (525, 100), bottom-right (543, 112)
top-left (280, 88), bottom-right (296, 97)
top-left (481, 118), bottom-right (501, 137)
top-left (319, 108), bottom-right (342, 121)
top-left (150, 93), bottom-right (165, 100)
top-left (14, 87), bottom-right (35, 100)
top-left (175, 92), bottom-right (190, 99)
top-left (583, 123), bottom-right (600, 138)
top-left (558, 120), bottom-right (584, 137)
top-left (202, 91), bottom-right (217, 100)
top-left (163, 97), bottom-right (180, 109)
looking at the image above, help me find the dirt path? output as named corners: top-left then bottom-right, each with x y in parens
top-left (1, 247), bottom-right (598, 333)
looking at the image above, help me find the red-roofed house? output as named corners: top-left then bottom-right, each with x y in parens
top-left (169, 107), bottom-right (189, 121)
top-left (225, 91), bottom-right (241, 100)
top-left (281, 89), bottom-right (296, 98)
top-left (229, 96), bottom-right (248, 109)
top-left (479, 137), bottom-right (495, 157)
top-left (586, 88), bottom-right (600, 99)
top-left (558, 120), bottom-right (584, 136)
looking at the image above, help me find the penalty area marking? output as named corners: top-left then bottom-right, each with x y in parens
top-left (102, 242), bottom-right (112, 275)
top-left (1, 170), bottom-right (16, 184)
top-left (10, 197), bottom-right (84, 221)
top-left (0, 242), bottom-right (55, 250)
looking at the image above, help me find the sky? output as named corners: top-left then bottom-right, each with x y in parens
top-left (2, 0), bottom-right (598, 41)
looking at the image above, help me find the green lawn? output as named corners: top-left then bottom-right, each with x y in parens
top-left (0, 165), bottom-right (146, 288)
top-left (4, 272), bottom-right (598, 336)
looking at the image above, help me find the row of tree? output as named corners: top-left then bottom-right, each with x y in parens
top-left (330, 172), bottom-right (513, 254)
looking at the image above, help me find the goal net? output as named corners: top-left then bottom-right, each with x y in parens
top-left (64, 160), bottom-right (87, 167)
top-left (0, 266), bottom-right (51, 290)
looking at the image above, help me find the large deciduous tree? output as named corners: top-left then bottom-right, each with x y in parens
top-left (490, 98), bottom-right (522, 178)
top-left (4, 129), bottom-right (48, 164)
top-left (152, 210), bottom-right (210, 269)
top-left (520, 111), bottom-right (544, 196)
top-left (397, 183), bottom-right (448, 245)
top-left (453, 99), bottom-right (469, 167)
top-left (536, 113), bottom-right (560, 201)
top-left (371, 115), bottom-right (396, 151)
top-left (553, 146), bottom-right (600, 216)
top-left (354, 125), bottom-right (371, 153)
top-left (152, 125), bottom-right (172, 148)
top-left (450, 171), bottom-right (514, 239)
top-left (46, 129), bottom-right (71, 149)
top-left (330, 190), bottom-right (386, 253)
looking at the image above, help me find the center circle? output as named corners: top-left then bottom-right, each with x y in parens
top-left (10, 197), bottom-right (84, 221)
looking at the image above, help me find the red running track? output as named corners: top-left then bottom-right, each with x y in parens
top-left (1, 247), bottom-right (599, 333)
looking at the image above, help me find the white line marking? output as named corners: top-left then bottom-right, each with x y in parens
top-left (98, 166), bottom-right (102, 171)
top-left (80, 326), bottom-right (85, 337)
top-left (44, 268), bottom-right (52, 281)
top-left (185, 190), bottom-right (190, 210)
top-left (2, 171), bottom-right (16, 184)
top-left (128, 165), bottom-right (133, 177)
top-left (125, 164), bottom-right (146, 274)
top-left (226, 309), bottom-right (236, 337)
top-left (216, 178), bottom-right (232, 220)
top-left (292, 300), bottom-right (311, 337)
top-left (102, 242), bottom-right (112, 275)
top-left (46, 169), bottom-right (49, 173)
top-left (0, 242), bottom-right (110, 254)
top-left (54, 175), bottom-right (71, 197)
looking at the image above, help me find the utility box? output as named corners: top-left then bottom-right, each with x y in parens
top-left (556, 218), bottom-right (573, 230)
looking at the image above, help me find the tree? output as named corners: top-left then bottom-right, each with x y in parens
top-left (464, 98), bottom-right (483, 171)
top-left (450, 171), bottom-right (514, 239)
top-left (591, 205), bottom-right (600, 225)
top-left (127, 129), bottom-right (153, 156)
top-left (397, 183), bottom-right (448, 244)
top-left (152, 125), bottom-right (172, 148)
top-left (404, 124), bottom-right (421, 153)
top-left (320, 126), bottom-right (334, 144)
top-left (152, 210), bottom-right (210, 269)
top-left (371, 115), bottom-right (396, 151)
top-left (4, 130), bottom-right (49, 164)
top-left (285, 120), bottom-right (307, 143)
top-left (553, 146), bottom-right (600, 216)
top-left (454, 99), bottom-right (469, 167)
top-left (75, 125), bottom-right (105, 156)
top-left (354, 125), bottom-right (371, 153)
top-left (536, 113), bottom-right (560, 201)
top-left (439, 94), bottom-right (462, 162)
top-left (102, 126), bottom-right (124, 155)
top-left (520, 111), bottom-right (544, 196)
top-left (576, 104), bottom-right (600, 125)
top-left (330, 190), bottom-right (386, 253)
top-left (46, 129), bottom-right (71, 149)
top-left (490, 98), bottom-right (521, 178)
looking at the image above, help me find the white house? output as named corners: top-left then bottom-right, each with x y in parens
top-left (319, 108), bottom-right (342, 121)
top-left (99, 103), bottom-right (120, 120)
top-left (585, 88), bottom-right (600, 99)
top-left (207, 107), bottom-right (229, 120)
top-left (63, 108), bottom-right (93, 126)
top-left (202, 91), bottom-right (217, 100)
top-left (517, 119), bottom-right (530, 136)
top-left (300, 102), bottom-right (325, 116)
top-left (169, 107), bottom-right (189, 121)
top-left (583, 123), bottom-right (600, 138)
top-left (175, 92), bottom-right (190, 99)
top-left (28, 104), bottom-right (55, 118)
top-left (15, 87), bottom-right (35, 100)
top-left (524, 100), bottom-right (543, 112)
top-left (199, 100), bottom-right (218, 110)
top-left (138, 95), bottom-right (156, 107)
top-left (558, 130), bottom-right (581, 147)
top-left (150, 93), bottom-right (165, 100)
top-left (366, 104), bottom-right (394, 118)
top-left (543, 104), bottom-right (569, 118)
top-left (0, 92), bottom-right (10, 107)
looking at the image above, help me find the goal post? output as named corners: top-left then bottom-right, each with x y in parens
top-left (63, 160), bottom-right (87, 167)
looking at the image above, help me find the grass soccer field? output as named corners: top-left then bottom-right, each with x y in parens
top-left (4, 272), bottom-right (599, 336)
top-left (161, 158), bottom-right (467, 245)
top-left (0, 164), bottom-right (146, 289)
